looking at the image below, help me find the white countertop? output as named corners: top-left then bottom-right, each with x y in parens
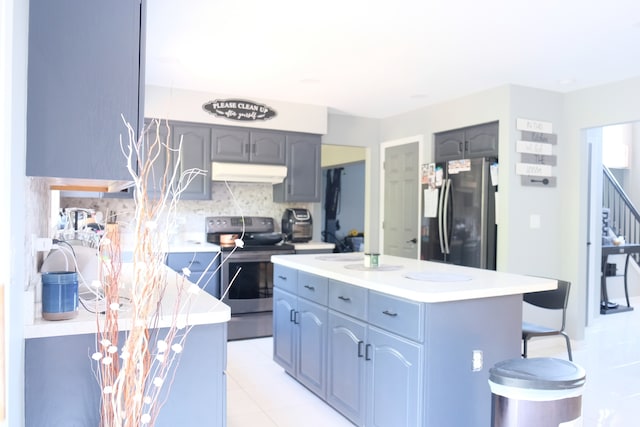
top-left (271, 253), bottom-right (556, 303)
top-left (25, 264), bottom-right (230, 339)
top-left (120, 232), bottom-right (221, 254)
top-left (167, 240), bottom-right (221, 253)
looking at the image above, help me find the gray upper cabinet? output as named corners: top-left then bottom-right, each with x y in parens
top-left (211, 127), bottom-right (285, 165)
top-left (250, 130), bottom-right (286, 164)
top-left (144, 120), bottom-right (211, 200)
top-left (211, 127), bottom-right (250, 162)
top-left (26, 0), bottom-right (145, 181)
top-left (144, 120), bottom-right (170, 196)
top-left (173, 123), bottom-right (212, 200)
top-left (465, 121), bottom-right (499, 158)
top-left (434, 130), bottom-right (465, 162)
top-left (274, 133), bottom-right (322, 203)
top-left (434, 121), bottom-right (498, 162)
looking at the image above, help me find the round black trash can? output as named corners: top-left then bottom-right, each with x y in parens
top-left (489, 357), bottom-right (586, 427)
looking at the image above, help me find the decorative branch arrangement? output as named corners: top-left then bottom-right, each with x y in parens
top-left (91, 118), bottom-right (217, 426)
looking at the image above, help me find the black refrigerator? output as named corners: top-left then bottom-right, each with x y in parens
top-left (421, 157), bottom-right (497, 270)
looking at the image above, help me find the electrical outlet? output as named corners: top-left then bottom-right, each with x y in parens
top-left (34, 237), bottom-right (53, 253)
top-left (472, 350), bottom-right (483, 372)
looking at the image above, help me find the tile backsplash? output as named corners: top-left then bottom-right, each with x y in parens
top-left (61, 182), bottom-right (310, 235)
top-left (26, 178), bottom-right (52, 288)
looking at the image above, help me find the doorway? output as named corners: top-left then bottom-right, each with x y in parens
top-left (320, 144), bottom-right (367, 252)
top-left (380, 136), bottom-right (423, 258)
top-left (586, 122), bottom-right (640, 324)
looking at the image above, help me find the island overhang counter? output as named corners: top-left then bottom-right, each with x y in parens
top-left (24, 264), bottom-right (230, 427)
top-left (270, 252), bottom-right (557, 427)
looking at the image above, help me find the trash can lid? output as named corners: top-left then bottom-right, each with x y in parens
top-left (489, 357), bottom-right (586, 390)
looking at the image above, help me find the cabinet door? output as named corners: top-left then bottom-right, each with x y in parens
top-left (297, 298), bottom-right (328, 398)
top-left (173, 124), bottom-right (212, 199)
top-left (465, 121), bottom-right (499, 159)
top-left (188, 271), bottom-right (220, 298)
top-left (366, 327), bottom-right (423, 427)
top-left (274, 134), bottom-right (322, 202)
top-left (166, 252), bottom-right (220, 297)
top-left (327, 311), bottom-right (367, 426)
top-left (273, 288), bottom-right (297, 375)
top-left (434, 129), bottom-right (465, 162)
top-left (144, 119), bottom-right (171, 197)
top-left (211, 127), bottom-right (250, 162)
top-left (250, 130), bottom-right (286, 165)
top-left (26, 0), bottom-right (143, 181)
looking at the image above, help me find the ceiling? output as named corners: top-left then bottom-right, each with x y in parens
top-left (145, 0), bottom-right (640, 119)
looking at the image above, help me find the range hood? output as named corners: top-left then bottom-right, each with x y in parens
top-left (211, 162), bottom-right (288, 184)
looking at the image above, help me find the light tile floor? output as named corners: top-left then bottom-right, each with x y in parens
top-left (227, 297), bottom-right (640, 426)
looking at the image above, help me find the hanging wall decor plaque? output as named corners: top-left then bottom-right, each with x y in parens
top-left (203, 99), bottom-right (277, 121)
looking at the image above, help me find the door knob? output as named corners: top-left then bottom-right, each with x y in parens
top-left (407, 238), bottom-right (417, 244)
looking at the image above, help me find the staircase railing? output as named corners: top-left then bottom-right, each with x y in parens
top-left (602, 166), bottom-right (640, 262)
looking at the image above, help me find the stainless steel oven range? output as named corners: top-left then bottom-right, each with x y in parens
top-left (206, 216), bottom-right (295, 340)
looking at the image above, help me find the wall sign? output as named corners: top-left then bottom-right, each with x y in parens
top-left (203, 99), bottom-right (277, 121)
top-left (516, 119), bottom-right (557, 187)
top-left (516, 118), bottom-right (553, 134)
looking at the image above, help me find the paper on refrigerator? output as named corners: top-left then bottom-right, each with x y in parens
top-left (423, 187), bottom-right (439, 218)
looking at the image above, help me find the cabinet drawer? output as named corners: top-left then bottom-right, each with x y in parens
top-left (368, 291), bottom-right (424, 342)
top-left (328, 280), bottom-right (367, 320)
top-left (166, 252), bottom-right (220, 273)
top-left (298, 272), bottom-right (328, 305)
top-left (274, 265), bottom-right (297, 293)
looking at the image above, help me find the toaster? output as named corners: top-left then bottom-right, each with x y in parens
top-left (282, 208), bottom-right (313, 242)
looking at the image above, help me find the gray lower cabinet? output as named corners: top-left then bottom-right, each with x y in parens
top-left (275, 270), bottom-right (424, 426)
top-left (273, 270), bottom-right (328, 399)
top-left (273, 287), bottom-right (297, 372)
top-left (274, 134), bottom-right (322, 202)
top-left (25, 324), bottom-right (227, 426)
top-left (297, 298), bottom-right (328, 397)
top-left (166, 252), bottom-right (220, 298)
top-left (327, 311), bottom-right (367, 425)
top-left (366, 327), bottom-right (422, 427)
top-left (26, 0), bottom-right (145, 182)
top-left (274, 266), bottom-right (523, 426)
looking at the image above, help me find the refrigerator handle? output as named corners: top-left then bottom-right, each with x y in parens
top-left (437, 180), bottom-right (446, 254)
top-left (442, 179), bottom-right (451, 254)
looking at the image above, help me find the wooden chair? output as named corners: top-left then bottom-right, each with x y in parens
top-left (522, 280), bottom-right (572, 361)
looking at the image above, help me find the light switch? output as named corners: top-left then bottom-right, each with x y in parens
top-left (472, 350), bottom-right (483, 372)
top-left (530, 214), bottom-right (541, 229)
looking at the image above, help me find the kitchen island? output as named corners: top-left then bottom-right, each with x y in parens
top-left (24, 264), bottom-right (230, 427)
top-left (271, 253), bottom-right (556, 427)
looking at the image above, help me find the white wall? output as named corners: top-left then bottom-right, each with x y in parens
top-left (320, 114), bottom-right (379, 249)
top-left (2, 0), bottom-right (28, 424)
top-left (564, 76), bottom-right (640, 331)
top-left (145, 85), bottom-right (328, 134)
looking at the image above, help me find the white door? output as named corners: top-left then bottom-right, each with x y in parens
top-left (382, 139), bottom-right (421, 258)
